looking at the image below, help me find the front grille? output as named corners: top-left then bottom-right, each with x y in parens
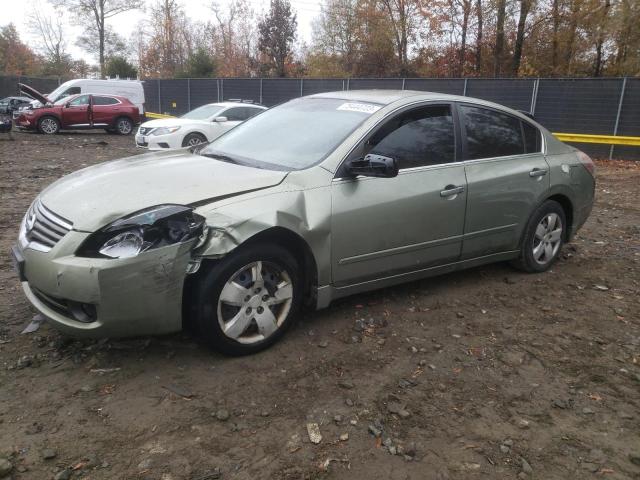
top-left (139, 126), bottom-right (154, 135)
top-left (25, 199), bottom-right (73, 251)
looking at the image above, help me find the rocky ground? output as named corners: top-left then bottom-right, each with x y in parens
top-left (0, 130), bottom-right (639, 480)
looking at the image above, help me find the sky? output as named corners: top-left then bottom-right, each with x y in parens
top-left (2, 0), bottom-right (319, 64)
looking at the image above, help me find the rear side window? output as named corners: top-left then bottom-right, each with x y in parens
top-left (522, 121), bottom-right (541, 153)
top-left (368, 105), bottom-right (455, 169)
top-left (461, 105), bottom-right (524, 159)
top-left (93, 96), bottom-right (119, 105)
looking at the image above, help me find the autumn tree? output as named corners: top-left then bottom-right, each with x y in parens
top-left (258, 0), bottom-right (298, 77)
top-left (137, 0), bottom-right (208, 77)
top-left (0, 24), bottom-right (40, 75)
top-left (50, 0), bottom-right (143, 77)
top-left (209, 0), bottom-right (257, 76)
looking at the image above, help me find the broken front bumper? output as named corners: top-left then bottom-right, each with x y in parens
top-left (14, 230), bottom-right (195, 338)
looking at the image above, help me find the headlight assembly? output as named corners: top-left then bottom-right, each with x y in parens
top-left (151, 126), bottom-right (181, 136)
top-left (77, 205), bottom-right (206, 259)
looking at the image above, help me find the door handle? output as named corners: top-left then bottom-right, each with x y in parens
top-left (440, 185), bottom-right (465, 197)
top-left (529, 168), bottom-right (548, 177)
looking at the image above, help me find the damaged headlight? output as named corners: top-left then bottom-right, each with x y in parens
top-left (77, 205), bottom-right (206, 259)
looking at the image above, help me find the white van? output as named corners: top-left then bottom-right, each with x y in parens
top-left (30, 79), bottom-right (145, 114)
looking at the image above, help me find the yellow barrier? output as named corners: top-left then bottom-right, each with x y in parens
top-left (145, 112), bottom-right (175, 119)
top-left (553, 133), bottom-right (640, 146)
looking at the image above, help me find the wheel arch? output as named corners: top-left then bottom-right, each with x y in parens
top-left (38, 114), bottom-right (61, 126)
top-left (545, 193), bottom-right (574, 241)
top-left (182, 130), bottom-right (208, 146)
top-left (113, 114), bottom-right (134, 126)
top-left (185, 226), bottom-right (320, 323)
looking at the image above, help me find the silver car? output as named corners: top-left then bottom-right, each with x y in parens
top-left (12, 90), bottom-right (595, 355)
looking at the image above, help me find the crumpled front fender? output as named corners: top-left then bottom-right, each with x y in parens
top-left (194, 181), bottom-right (333, 287)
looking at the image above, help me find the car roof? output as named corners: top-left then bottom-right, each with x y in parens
top-left (307, 89), bottom-right (538, 121)
top-left (66, 93), bottom-right (128, 101)
top-left (208, 102), bottom-right (267, 109)
top-left (308, 89), bottom-right (506, 106)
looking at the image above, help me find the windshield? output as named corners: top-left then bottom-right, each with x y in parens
top-left (54, 96), bottom-right (71, 105)
top-left (200, 98), bottom-right (380, 170)
top-left (182, 104), bottom-right (225, 120)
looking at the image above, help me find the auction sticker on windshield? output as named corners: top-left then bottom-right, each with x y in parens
top-left (337, 102), bottom-right (381, 114)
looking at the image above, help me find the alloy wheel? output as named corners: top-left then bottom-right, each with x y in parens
top-left (187, 136), bottom-right (204, 146)
top-left (532, 213), bottom-right (563, 265)
top-left (40, 118), bottom-right (58, 134)
top-left (216, 260), bottom-right (293, 344)
top-left (117, 119), bottom-right (132, 135)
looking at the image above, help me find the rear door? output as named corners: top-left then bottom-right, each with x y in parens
top-left (331, 103), bottom-right (467, 286)
top-left (92, 95), bottom-right (120, 126)
top-left (458, 103), bottom-right (549, 259)
top-left (61, 94), bottom-right (91, 127)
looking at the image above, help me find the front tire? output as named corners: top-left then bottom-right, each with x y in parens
top-left (182, 132), bottom-right (207, 147)
top-left (512, 200), bottom-right (566, 272)
top-left (193, 244), bottom-right (302, 355)
top-left (38, 116), bottom-right (60, 134)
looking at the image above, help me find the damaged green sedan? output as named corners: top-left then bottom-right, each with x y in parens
top-left (12, 90), bottom-right (595, 355)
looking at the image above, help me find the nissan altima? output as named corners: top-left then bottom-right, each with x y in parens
top-left (12, 90), bottom-right (595, 355)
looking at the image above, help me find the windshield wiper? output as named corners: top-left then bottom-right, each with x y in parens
top-left (200, 152), bottom-right (241, 165)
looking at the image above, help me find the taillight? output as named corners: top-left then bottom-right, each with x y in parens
top-left (576, 150), bottom-right (595, 177)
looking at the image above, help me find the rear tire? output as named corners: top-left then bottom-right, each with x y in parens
top-left (182, 132), bottom-right (207, 147)
top-left (512, 200), bottom-right (566, 273)
top-left (115, 117), bottom-right (134, 135)
top-left (38, 116), bottom-right (60, 135)
top-left (193, 244), bottom-right (302, 355)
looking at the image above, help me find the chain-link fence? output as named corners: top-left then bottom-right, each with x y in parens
top-left (2, 75), bottom-right (638, 159)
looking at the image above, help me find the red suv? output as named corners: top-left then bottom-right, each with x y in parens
top-left (15, 84), bottom-right (140, 135)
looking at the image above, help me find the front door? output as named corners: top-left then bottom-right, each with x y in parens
top-left (331, 104), bottom-right (467, 286)
top-left (458, 104), bottom-right (550, 259)
top-left (61, 94), bottom-right (91, 127)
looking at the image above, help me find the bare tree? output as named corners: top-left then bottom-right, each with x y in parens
top-left (511, 0), bottom-right (533, 75)
top-left (210, 0), bottom-right (257, 76)
top-left (27, 2), bottom-right (69, 75)
top-left (50, 0), bottom-right (143, 77)
top-left (474, 0), bottom-right (482, 73)
top-left (494, 0), bottom-right (507, 76)
top-left (380, 0), bottom-right (420, 76)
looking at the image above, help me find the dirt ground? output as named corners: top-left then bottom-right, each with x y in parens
top-left (0, 130), bottom-right (639, 480)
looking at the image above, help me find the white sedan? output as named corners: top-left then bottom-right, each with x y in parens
top-left (135, 102), bottom-right (267, 150)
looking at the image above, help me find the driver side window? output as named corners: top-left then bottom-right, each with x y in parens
top-left (367, 105), bottom-right (455, 169)
top-left (68, 95), bottom-right (90, 106)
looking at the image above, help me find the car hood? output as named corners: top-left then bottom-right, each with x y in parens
top-left (18, 83), bottom-right (51, 106)
top-left (140, 117), bottom-right (209, 129)
top-left (39, 150), bottom-right (288, 232)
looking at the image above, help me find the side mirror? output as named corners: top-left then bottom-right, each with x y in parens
top-left (345, 153), bottom-right (399, 178)
top-left (214, 116), bottom-right (228, 123)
